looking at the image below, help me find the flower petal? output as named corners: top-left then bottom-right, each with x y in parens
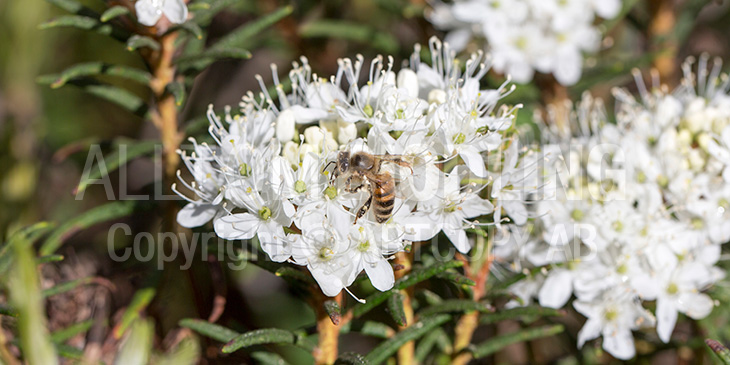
top-left (135, 0), bottom-right (163, 26)
top-left (656, 297), bottom-right (677, 343)
top-left (538, 269), bottom-right (573, 309)
top-left (443, 227), bottom-right (471, 253)
top-left (459, 145), bottom-right (487, 177)
top-left (602, 328), bottom-right (636, 360)
top-left (214, 213), bottom-right (259, 240)
top-left (364, 258), bottom-right (395, 292)
top-left (177, 202), bottom-right (217, 228)
top-left (162, 0), bottom-right (188, 24)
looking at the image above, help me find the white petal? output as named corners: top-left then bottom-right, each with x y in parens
top-left (177, 203), bottom-right (217, 228)
top-left (135, 0), bottom-right (162, 26)
top-left (214, 214), bottom-right (259, 240)
top-left (258, 224), bottom-right (290, 262)
top-left (503, 201), bottom-right (528, 225)
top-left (602, 328), bottom-right (636, 360)
top-left (577, 318), bottom-right (601, 348)
top-left (459, 197), bottom-right (494, 218)
top-left (459, 145), bottom-right (487, 177)
top-left (538, 270), bottom-right (573, 308)
top-left (656, 297), bottom-right (677, 343)
top-left (364, 258), bottom-right (395, 292)
top-left (162, 0), bottom-right (188, 24)
top-left (553, 47), bottom-right (582, 86)
top-left (309, 266), bottom-right (344, 297)
top-left (402, 212), bottom-right (442, 241)
top-left (679, 292), bottom-right (714, 319)
top-left (443, 227), bottom-right (471, 253)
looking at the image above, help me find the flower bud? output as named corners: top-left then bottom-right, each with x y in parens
top-left (337, 120), bottom-right (358, 144)
top-left (276, 109), bottom-right (297, 142)
top-left (428, 89), bottom-right (447, 105)
top-left (303, 126), bottom-right (325, 147)
top-left (397, 69), bottom-right (419, 98)
top-left (282, 141), bottom-right (299, 166)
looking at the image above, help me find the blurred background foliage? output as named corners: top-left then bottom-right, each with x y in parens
top-left (2, 0), bottom-right (730, 364)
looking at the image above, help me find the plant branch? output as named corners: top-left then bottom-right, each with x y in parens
top-left (394, 250), bottom-right (415, 364)
top-left (313, 292), bottom-right (342, 365)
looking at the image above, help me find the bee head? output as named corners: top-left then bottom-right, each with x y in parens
top-left (351, 152), bottom-right (374, 171)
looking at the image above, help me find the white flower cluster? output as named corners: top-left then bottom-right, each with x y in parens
top-left (496, 56), bottom-right (730, 359)
top-left (135, 0), bottom-right (188, 26)
top-left (428, 0), bottom-right (621, 85)
top-left (174, 38), bottom-right (537, 298)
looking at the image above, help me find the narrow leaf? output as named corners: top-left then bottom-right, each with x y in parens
top-left (0, 222), bottom-right (56, 273)
top-left (38, 62), bottom-right (151, 88)
top-left (39, 15), bottom-right (128, 40)
top-left (115, 319), bottom-right (154, 365)
top-left (42, 276), bottom-right (97, 297)
top-left (209, 6), bottom-right (293, 50)
top-left (74, 139), bottom-right (157, 195)
top-left (419, 299), bottom-right (492, 317)
top-left (251, 352), bottom-right (290, 365)
top-left (46, 78), bottom-right (148, 116)
top-left (57, 344), bottom-right (84, 360)
top-left (364, 314), bottom-right (451, 365)
top-left (8, 235), bottom-right (58, 364)
top-left (167, 81), bottom-right (186, 106)
top-left (386, 291), bottom-right (407, 326)
top-left (155, 335), bottom-right (201, 365)
top-left (706, 339), bottom-right (730, 364)
top-left (341, 321), bottom-right (395, 339)
top-left (335, 352), bottom-right (368, 365)
top-left (175, 22), bottom-right (204, 39)
top-left (354, 261), bottom-right (463, 317)
top-left (299, 20), bottom-right (398, 53)
top-left (126, 35), bottom-right (161, 51)
top-left (101, 5), bottom-right (131, 22)
top-left (0, 304), bottom-right (18, 317)
top-left (222, 328), bottom-right (296, 354)
top-left (45, 0), bottom-right (98, 17)
top-left (113, 287), bottom-right (156, 339)
top-left (179, 319), bottom-right (240, 343)
top-left (470, 324), bottom-right (564, 359)
top-left (37, 255), bottom-right (65, 264)
top-left (51, 320), bottom-right (94, 344)
top-left (479, 306), bottom-right (564, 325)
top-left (324, 300), bottom-right (341, 325)
top-left (41, 200), bottom-right (138, 255)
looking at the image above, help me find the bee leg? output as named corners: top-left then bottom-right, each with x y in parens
top-left (355, 194), bottom-right (372, 223)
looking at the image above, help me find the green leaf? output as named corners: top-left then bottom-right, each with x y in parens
top-left (210, 5), bottom-right (293, 50)
top-left (479, 306), bottom-right (564, 325)
top-left (176, 48), bottom-right (252, 70)
top-left (37, 62), bottom-right (151, 88)
top-left (42, 276), bottom-right (98, 298)
top-left (126, 35), bottom-right (161, 51)
top-left (100, 5), bottom-right (131, 22)
top-left (57, 344), bottom-right (84, 360)
top-left (436, 271), bottom-right (475, 287)
top-left (706, 339), bottom-right (730, 364)
top-left (470, 324), bottom-right (564, 359)
top-left (341, 320), bottom-right (395, 339)
top-left (174, 22), bottom-right (204, 40)
top-left (415, 326), bottom-right (446, 363)
top-left (419, 300), bottom-right (492, 317)
top-left (155, 335), bottom-right (201, 365)
top-left (324, 299), bottom-right (342, 325)
top-left (8, 234), bottom-right (58, 363)
top-left (167, 81), bottom-right (186, 106)
top-left (299, 20), bottom-right (399, 53)
top-left (37, 254), bottom-right (65, 264)
top-left (74, 139), bottom-right (157, 195)
top-left (45, 0), bottom-right (98, 17)
top-left (251, 351), bottom-right (290, 365)
top-left (387, 291), bottom-right (407, 327)
top-left (335, 352), bottom-right (368, 365)
top-left (222, 328), bottom-right (296, 354)
top-left (39, 15), bottom-right (129, 40)
top-left (113, 287), bottom-right (156, 339)
top-left (179, 319), bottom-right (240, 343)
top-left (365, 314), bottom-right (451, 365)
top-left (354, 261), bottom-right (463, 318)
top-left (0, 222), bottom-right (56, 273)
top-left (42, 78), bottom-right (148, 116)
top-left (115, 319), bottom-right (154, 365)
top-left (0, 304), bottom-right (18, 317)
top-left (40, 200), bottom-right (138, 255)
top-left (51, 319), bottom-right (94, 344)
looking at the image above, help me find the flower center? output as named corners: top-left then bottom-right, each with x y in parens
top-left (294, 180), bottom-right (307, 194)
top-left (363, 104), bottom-right (374, 118)
top-left (239, 163), bottom-right (251, 177)
top-left (637, 171), bottom-right (647, 183)
top-left (358, 240), bottom-right (371, 252)
top-left (691, 217), bottom-right (704, 230)
top-left (570, 209), bottom-right (584, 221)
top-left (319, 247), bottom-right (335, 261)
top-left (667, 282), bottom-right (679, 295)
top-left (616, 263), bottom-right (628, 275)
top-left (259, 206), bottom-right (272, 221)
top-left (324, 186), bottom-right (338, 200)
top-left (604, 308), bottom-right (618, 321)
top-left (657, 175), bottom-right (669, 188)
top-left (452, 133), bottom-right (466, 145)
top-left (396, 108), bottom-right (406, 119)
top-left (612, 220), bottom-right (624, 233)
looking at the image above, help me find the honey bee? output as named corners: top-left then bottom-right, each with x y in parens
top-left (332, 151), bottom-right (412, 223)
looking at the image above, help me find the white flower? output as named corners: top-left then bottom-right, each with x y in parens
top-left (135, 0), bottom-right (188, 26)
top-left (574, 289), bottom-right (655, 360)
